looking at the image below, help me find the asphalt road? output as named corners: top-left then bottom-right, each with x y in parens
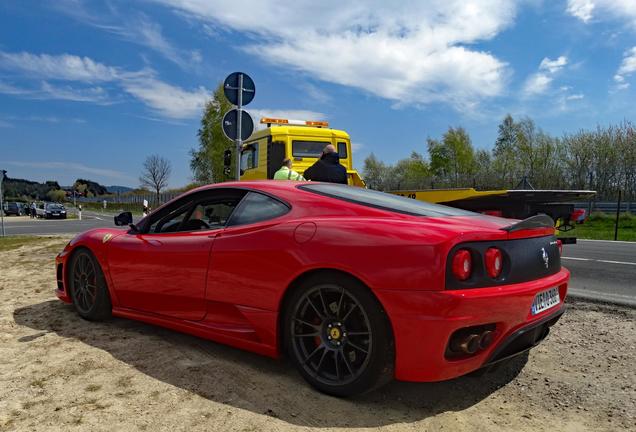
top-left (2, 215), bottom-right (634, 305)
top-left (0, 212), bottom-right (118, 236)
top-left (562, 239), bottom-right (636, 306)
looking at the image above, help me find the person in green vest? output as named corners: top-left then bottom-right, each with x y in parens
top-left (273, 158), bottom-right (305, 181)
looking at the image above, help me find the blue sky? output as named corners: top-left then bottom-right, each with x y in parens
top-left (1, 0), bottom-right (635, 188)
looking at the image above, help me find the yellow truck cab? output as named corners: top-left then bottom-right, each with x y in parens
top-left (239, 117), bottom-right (365, 186)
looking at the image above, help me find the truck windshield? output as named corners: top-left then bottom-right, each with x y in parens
top-left (300, 184), bottom-right (476, 217)
top-left (292, 141), bottom-right (329, 157)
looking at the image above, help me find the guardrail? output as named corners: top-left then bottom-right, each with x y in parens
top-left (574, 202), bottom-right (635, 214)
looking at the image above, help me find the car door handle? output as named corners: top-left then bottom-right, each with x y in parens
top-left (208, 232), bottom-right (221, 238)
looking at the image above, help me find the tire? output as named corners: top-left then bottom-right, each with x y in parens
top-left (284, 274), bottom-right (394, 397)
top-left (68, 249), bottom-right (112, 321)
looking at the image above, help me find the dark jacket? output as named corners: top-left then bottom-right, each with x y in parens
top-left (303, 152), bottom-right (348, 184)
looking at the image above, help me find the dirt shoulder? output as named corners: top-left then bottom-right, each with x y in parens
top-left (0, 237), bottom-right (634, 431)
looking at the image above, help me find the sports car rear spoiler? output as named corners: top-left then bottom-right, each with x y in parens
top-left (500, 214), bottom-right (555, 232)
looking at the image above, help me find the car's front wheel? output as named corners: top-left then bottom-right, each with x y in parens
top-left (68, 249), bottom-right (112, 321)
top-left (284, 274), bottom-right (394, 397)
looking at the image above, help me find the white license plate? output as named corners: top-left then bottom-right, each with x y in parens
top-left (531, 287), bottom-right (560, 315)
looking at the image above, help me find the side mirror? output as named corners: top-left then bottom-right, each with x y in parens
top-left (114, 211), bottom-right (133, 226)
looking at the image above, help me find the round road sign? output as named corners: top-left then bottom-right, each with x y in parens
top-left (222, 109), bottom-right (254, 141)
top-left (223, 72), bottom-right (255, 106)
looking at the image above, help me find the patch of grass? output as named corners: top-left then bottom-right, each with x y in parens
top-left (115, 375), bottom-right (133, 388)
top-left (0, 236), bottom-right (42, 252)
top-left (559, 212), bottom-right (636, 241)
top-left (30, 378), bottom-right (46, 389)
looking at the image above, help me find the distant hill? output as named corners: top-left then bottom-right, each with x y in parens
top-left (107, 185), bottom-right (134, 194)
top-left (3, 178), bottom-right (61, 200)
top-left (4, 177), bottom-right (115, 200)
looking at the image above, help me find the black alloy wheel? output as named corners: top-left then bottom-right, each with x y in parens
top-left (69, 249), bottom-right (112, 321)
top-left (285, 275), bottom-right (393, 397)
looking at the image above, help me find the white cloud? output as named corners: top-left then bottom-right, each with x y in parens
top-left (539, 56), bottom-right (568, 73)
top-left (567, 0), bottom-right (595, 23)
top-left (0, 50), bottom-right (209, 118)
top-left (614, 46), bottom-right (636, 90)
top-left (1, 114), bottom-right (86, 124)
top-left (523, 73), bottom-right (552, 96)
top-left (6, 161), bottom-right (133, 181)
top-left (122, 77), bottom-right (209, 119)
top-left (522, 56), bottom-right (568, 96)
top-left (152, 0), bottom-right (518, 109)
top-left (51, 2), bottom-right (200, 69)
top-left (566, 93), bottom-right (584, 100)
top-left (0, 51), bottom-right (119, 82)
top-left (0, 79), bottom-right (112, 104)
top-left (566, 0), bottom-right (636, 28)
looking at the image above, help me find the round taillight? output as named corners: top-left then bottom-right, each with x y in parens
top-left (485, 247), bottom-right (503, 279)
top-left (556, 239), bottom-right (563, 256)
top-left (452, 249), bottom-right (472, 281)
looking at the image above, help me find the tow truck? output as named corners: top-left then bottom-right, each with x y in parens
top-left (233, 117), bottom-right (595, 240)
top-left (390, 187), bottom-right (596, 242)
top-left (237, 117), bottom-right (365, 186)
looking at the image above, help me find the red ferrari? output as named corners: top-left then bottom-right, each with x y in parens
top-left (55, 181), bottom-right (569, 396)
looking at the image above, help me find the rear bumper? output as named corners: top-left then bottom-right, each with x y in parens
top-left (376, 268), bottom-right (569, 382)
top-left (482, 307), bottom-right (564, 367)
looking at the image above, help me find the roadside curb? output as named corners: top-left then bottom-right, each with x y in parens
top-left (568, 288), bottom-right (636, 308)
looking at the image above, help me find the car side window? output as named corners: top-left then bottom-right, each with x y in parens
top-left (148, 201), bottom-right (194, 233)
top-left (181, 199), bottom-right (241, 231)
top-left (227, 191), bottom-right (289, 227)
top-left (144, 189), bottom-right (248, 234)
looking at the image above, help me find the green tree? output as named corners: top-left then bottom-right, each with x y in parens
top-left (442, 127), bottom-right (475, 187)
top-left (362, 153), bottom-right (389, 190)
top-left (393, 151), bottom-right (431, 190)
top-left (47, 189), bottom-right (66, 202)
top-left (427, 137), bottom-right (451, 183)
top-left (190, 83), bottom-right (233, 183)
top-left (493, 114), bottom-right (519, 187)
top-left (473, 149), bottom-right (495, 189)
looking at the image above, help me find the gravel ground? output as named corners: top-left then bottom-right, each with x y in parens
top-left (0, 237), bottom-right (634, 431)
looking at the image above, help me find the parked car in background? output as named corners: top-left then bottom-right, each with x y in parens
top-left (3, 201), bottom-right (26, 216)
top-left (36, 202), bottom-right (67, 219)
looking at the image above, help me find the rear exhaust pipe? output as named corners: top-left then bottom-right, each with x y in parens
top-left (479, 330), bottom-right (494, 350)
top-left (459, 334), bottom-right (480, 354)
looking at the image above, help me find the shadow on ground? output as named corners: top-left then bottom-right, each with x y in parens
top-left (14, 300), bottom-right (528, 428)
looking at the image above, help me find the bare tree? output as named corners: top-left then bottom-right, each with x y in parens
top-left (140, 155), bottom-right (171, 205)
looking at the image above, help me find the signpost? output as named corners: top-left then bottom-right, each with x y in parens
top-left (222, 72), bottom-right (255, 181)
top-left (0, 170), bottom-right (6, 237)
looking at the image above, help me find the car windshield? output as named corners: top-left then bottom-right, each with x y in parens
top-left (292, 140), bottom-right (329, 157)
top-left (300, 184), bottom-right (476, 217)
top-left (47, 204), bottom-right (64, 210)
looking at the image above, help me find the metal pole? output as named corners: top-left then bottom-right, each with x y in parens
top-left (614, 190), bottom-right (621, 241)
top-left (0, 172), bottom-right (5, 237)
top-left (235, 73), bottom-right (243, 181)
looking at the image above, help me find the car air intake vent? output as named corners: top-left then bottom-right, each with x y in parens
top-left (445, 235), bottom-right (561, 289)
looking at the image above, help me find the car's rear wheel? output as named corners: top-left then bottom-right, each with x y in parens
top-left (284, 274), bottom-right (394, 397)
top-left (69, 249), bottom-right (112, 321)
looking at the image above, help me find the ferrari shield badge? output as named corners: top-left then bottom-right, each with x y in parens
top-left (102, 233), bottom-right (113, 243)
